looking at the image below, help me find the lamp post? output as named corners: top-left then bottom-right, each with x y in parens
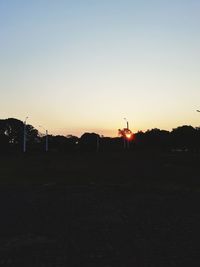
top-left (123, 118), bottom-right (130, 149)
top-left (124, 117), bottom-right (129, 129)
top-left (39, 125), bottom-right (48, 152)
top-left (23, 116), bottom-right (28, 153)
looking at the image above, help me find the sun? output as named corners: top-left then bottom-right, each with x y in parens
top-left (125, 133), bottom-right (132, 139)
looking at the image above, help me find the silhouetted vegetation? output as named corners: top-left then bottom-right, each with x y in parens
top-left (1, 118), bottom-right (200, 154)
top-left (1, 118), bottom-right (200, 266)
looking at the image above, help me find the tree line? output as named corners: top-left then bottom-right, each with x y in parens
top-left (0, 118), bottom-right (200, 153)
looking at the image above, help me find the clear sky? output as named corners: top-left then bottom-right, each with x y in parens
top-left (1, 0), bottom-right (200, 137)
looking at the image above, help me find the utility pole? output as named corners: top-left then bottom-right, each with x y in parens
top-left (23, 116), bottom-right (28, 153)
top-left (124, 118), bottom-right (129, 129)
top-left (123, 118), bottom-right (130, 149)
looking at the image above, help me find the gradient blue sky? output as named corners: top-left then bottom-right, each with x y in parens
top-left (1, 0), bottom-right (200, 136)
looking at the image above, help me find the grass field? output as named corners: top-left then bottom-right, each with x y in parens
top-left (0, 151), bottom-right (199, 266)
top-left (0, 151), bottom-right (200, 190)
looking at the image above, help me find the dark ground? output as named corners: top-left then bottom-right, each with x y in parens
top-left (0, 151), bottom-right (199, 266)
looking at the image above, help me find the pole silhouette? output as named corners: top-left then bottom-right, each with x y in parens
top-left (23, 116), bottom-right (28, 152)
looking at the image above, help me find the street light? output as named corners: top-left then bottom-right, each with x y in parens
top-left (39, 125), bottom-right (48, 152)
top-left (124, 117), bottom-right (129, 129)
top-left (23, 116), bottom-right (28, 153)
top-left (123, 118), bottom-right (131, 149)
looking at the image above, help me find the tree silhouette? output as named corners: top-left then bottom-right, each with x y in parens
top-left (171, 125), bottom-right (197, 151)
top-left (79, 133), bottom-right (100, 152)
top-left (0, 118), bottom-right (39, 151)
top-left (1, 117), bottom-right (200, 153)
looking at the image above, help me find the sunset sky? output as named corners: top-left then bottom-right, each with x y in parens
top-left (1, 0), bottom-right (200, 137)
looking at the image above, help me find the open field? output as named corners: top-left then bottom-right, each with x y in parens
top-left (0, 151), bottom-right (200, 189)
top-left (0, 151), bottom-right (199, 266)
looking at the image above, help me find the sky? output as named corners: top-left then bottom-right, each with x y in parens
top-left (1, 0), bottom-right (200, 137)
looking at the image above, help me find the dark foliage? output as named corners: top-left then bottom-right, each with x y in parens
top-left (79, 133), bottom-right (100, 152)
top-left (0, 118), bottom-right (200, 153)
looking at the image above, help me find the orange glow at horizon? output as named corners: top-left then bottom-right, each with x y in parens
top-left (125, 133), bottom-right (132, 139)
top-left (125, 132), bottom-right (134, 141)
